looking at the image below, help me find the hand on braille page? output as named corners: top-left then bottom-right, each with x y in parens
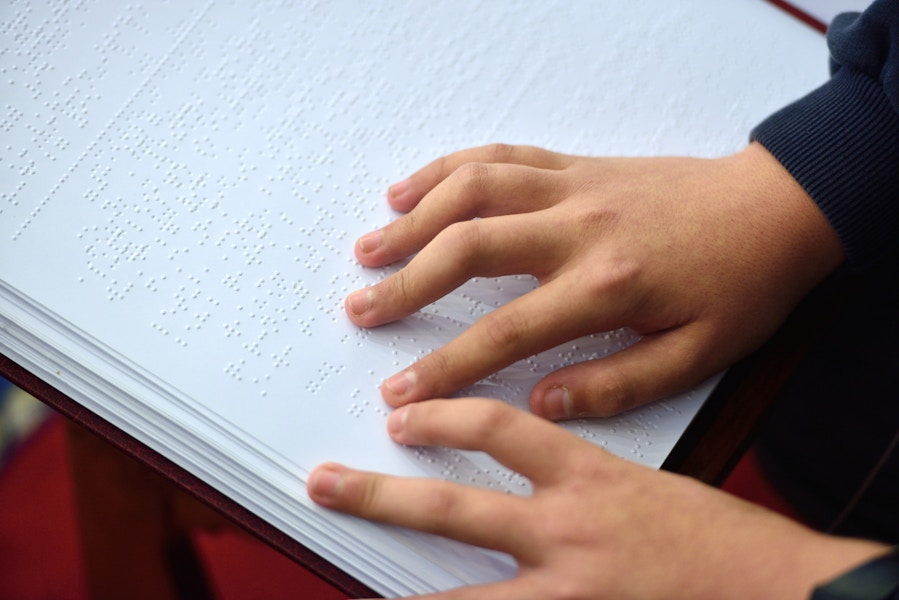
top-left (309, 399), bottom-right (890, 600)
top-left (345, 142), bottom-right (845, 420)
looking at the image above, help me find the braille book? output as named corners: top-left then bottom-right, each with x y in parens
top-left (0, 1), bottom-right (824, 596)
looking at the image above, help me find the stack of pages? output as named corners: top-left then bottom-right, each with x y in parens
top-left (0, 1), bottom-right (825, 595)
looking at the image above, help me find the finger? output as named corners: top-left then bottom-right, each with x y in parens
top-left (356, 163), bottom-right (564, 267)
top-left (346, 213), bottom-right (564, 327)
top-left (387, 143), bottom-right (576, 213)
top-left (379, 278), bottom-right (597, 408)
top-left (307, 461), bottom-right (535, 559)
top-left (387, 399), bottom-right (595, 486)
top-left (529, 326), bottom-right (715, 419)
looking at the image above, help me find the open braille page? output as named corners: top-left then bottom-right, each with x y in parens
top-left (1, 1), bottom-right (825, 595)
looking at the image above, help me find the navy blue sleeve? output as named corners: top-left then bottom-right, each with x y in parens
top-left (751, 0), bottom-right (899, 269)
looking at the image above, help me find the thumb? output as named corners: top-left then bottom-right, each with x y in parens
top-left (529, 328), bottom-right (716, 419)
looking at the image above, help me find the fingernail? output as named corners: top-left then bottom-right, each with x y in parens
top-left (346, 289), bottom-right (372, 317)
top-left (542, 386), bottom-right (571, 420)
top-left (387, 406), bottom-right (408, 437)
top-left (310, 466), bottom-right (343, 500)
top-left (357, 230), bottom-right (382, 254)
top-left (388, 178), bottom-right (411, 202)
top-left (384, 369), bottom-right (416, 397)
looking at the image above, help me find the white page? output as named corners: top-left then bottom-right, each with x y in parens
top-left (1, 0), bottom-right (827, 596)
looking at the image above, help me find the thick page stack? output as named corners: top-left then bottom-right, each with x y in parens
top-left (1, 1), bottom-right (825, 596)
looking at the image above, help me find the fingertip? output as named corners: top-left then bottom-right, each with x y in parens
top-left (345, 288), bottom-right (373, 319)
top-left (308, 463), bottom-right (346, 504)
top-left (354, 230), bottom-right (390, 267)
top-left (386, 178), bottom-right (418, 212)
top-left (356, 230), bottom-right (382, 255)
top-left (387, 405), bottom-right (410, 441)
top-left (530, 385), bottom-right (572, 421)
top-left (532, 363), bottom-right (633, 419)
top-left (380, 385), bottom-right (407, 408)
top-left (381, 369), bottom-right (417, 404)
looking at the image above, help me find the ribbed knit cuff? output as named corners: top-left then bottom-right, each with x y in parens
top-left (751, 67), bottom-right (899, 270)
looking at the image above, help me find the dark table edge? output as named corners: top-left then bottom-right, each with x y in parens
top-left (0, 352), bottom-right (379, 600)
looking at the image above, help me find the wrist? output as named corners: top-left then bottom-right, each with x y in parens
top-left (716, 143), bottom-right (844, 299)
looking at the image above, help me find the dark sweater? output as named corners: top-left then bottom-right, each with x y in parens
top-left (749, 0), bottom-right (899, 544)
top-left (751, 0), bottom-right (899, 269)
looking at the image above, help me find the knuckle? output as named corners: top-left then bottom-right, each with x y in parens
top-left (417, 483), bottom-right (478, 538)
top-left (670, 336), bottom-right (714, 385)
top-left (419, 483), bottom-right (461, 521)
top-left (536, 511), bottom-right (579, 548)
top-left (380, 212), bottom-right (422, 256)
top-left (353, 475), bottom-right (385, 515)
top-left (437, 221), bottom-right (485, 268)
top-left (420, 348), bottom-right (457, 393)
top-left (438, 401), bottom-right (518, 448)
top-left (383, 268), bottom-right (417, 310)
top-left (457, 161), bottom-right (492, 194)
top-left (469, 400), bottom-right (516, 438)
top-left (583, 259), bottom-right (640, 301)
top-left (434, 154), bottom-right (449, 179)
top-left (568, 175), bottom-right (608, 199)
top-left (442, 219), bottom-right (482, 247)
top-left (568, 177), bottom-right (603, 199)
top-left (485, 142), bottom-right (517, 163)
top-left (481, 309), bottom-right (526, 351)
top-left (591, 370), bottom-right (637, 417)
top-left (395, 208), bottom-right (420, 239)
top-left (574, 207), bottom-right (620, 245)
